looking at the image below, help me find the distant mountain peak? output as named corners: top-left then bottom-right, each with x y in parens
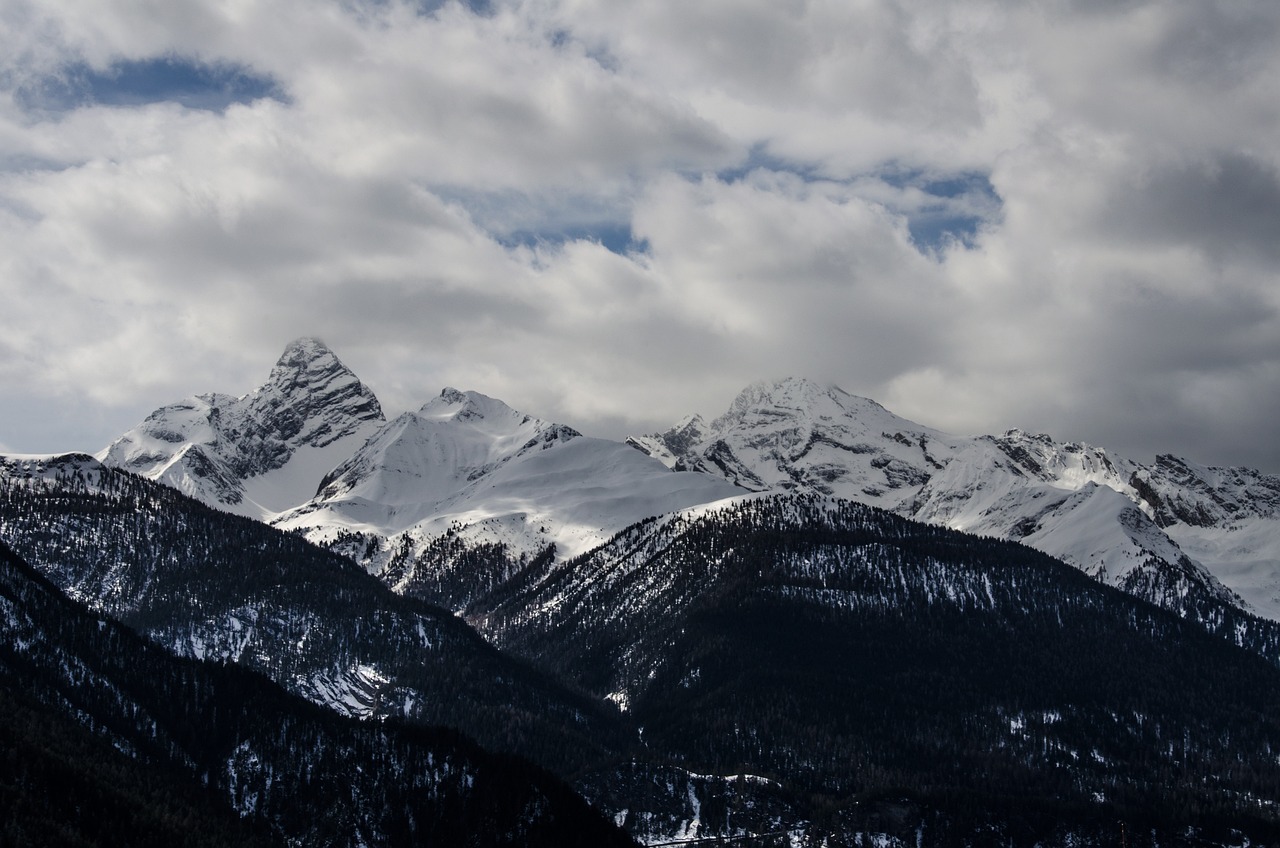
top-left (727, 375), bottom-right (830, 407)
top-left (278, 334), bottom-right (333, 359)
top-left (711, 377), bottom-right (889, 431)
top-left (249, 339), bottom-right (384, 440)
top-left (99, 338), bottom-right (386, 517)
top-left (418, 387), bottom-right (535, 428)
top-left (263, 337), bottom-right (352, 395)
top-left (436, 386), bottom-right (469, 405)
top-left (627, 376), bottom-right (1280, 624)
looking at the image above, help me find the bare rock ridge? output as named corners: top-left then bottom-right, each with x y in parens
top-left (240, 336), bottom-right (385, 456)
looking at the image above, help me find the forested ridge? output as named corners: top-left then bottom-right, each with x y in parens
top-left (6, 456), bottom-right (1280, 845)
top-left (479, 495), bottom-right (1280, 844)
top-left (0, 453), bottom-right (629, 778)
top-left (0, 538), bottom-right (636, 847)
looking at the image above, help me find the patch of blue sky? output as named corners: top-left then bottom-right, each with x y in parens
top-left (890, 169), bottom-right (1002, 253)
top-left (0, 153), bottom-right (73, 177)
top-left (499, 223), bottom-right (646, 256)
top-left (435, 185), bottom-right (643, 256)
top-left (904, 209), bottom-right (991, 253)
top-left (714, 143), bottom-right (824, 185)
top-left (411, 0), bottom-right (495, 16)
top-left (16, 57), bottom-right (285, 114)
top-left (879, 166), bottom-right (996, 199)
top-left (718, 150), bottom-right (1001, 253)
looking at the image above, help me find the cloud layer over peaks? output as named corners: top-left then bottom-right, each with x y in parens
top-left (2, 0), bottom-right (1278, 472)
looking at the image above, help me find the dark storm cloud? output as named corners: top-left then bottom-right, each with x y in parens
top-left (1107, 153), bottom-right (1280, 266)
top-left (1147, 2), bottom-right (1279, 87)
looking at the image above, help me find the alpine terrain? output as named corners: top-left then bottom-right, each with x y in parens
top-left (632, 378), bottom-right (1280, 626)
top-left (5, 338), bottom-right (1280, 845)
top-left (99, 337), bottom-right (387, 518)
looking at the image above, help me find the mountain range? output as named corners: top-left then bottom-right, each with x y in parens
top-left (97, 338), bottom-right (1280, 632)
top-left (6, 336), bottom-right (1280, 845)
top-left (6, 454), bottom-right (1280, 845)
top-left (632, 378), bottom-right (1280, 622)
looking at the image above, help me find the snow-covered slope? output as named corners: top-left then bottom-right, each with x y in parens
top-left (95, 339), bottom-right (742, 574)
top-left (98, 337), bottom-right (384, 518)
top-left (1135, 455), bottom-right (1280, 620)
top-left (276, 387), bottom-right (744, 561)
top-left (632, 378), bottom-right (1275, 620)
top-left (907, 430), bottom-right (1239, 609)
top-left (662, 379), bottom-right (957, 509)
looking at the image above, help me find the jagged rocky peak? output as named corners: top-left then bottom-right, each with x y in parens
top-left (625, 414), bottom-right (709, 467)
top-left (663, 414), bottom-right (709, 453)
top-left (277, 335), bottom-right (335, 369)
top-left (245, 337), bottom-right (385, 448)
top-left (989, 428), bottom-right (1130, 488)
top-left (1132, 453), bottom-right (1280, 527)
top-left (96, 338), bottom-right (389, 516)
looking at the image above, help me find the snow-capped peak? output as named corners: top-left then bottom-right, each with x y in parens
top-left (710, 377), bottom-right (828, 431)
top-left (633, 376), bottom-right (952, 501)
top-left (425, 386), bottom-right (473, 412)
top-left (708, 377), bottom-right (939, 444)
top-left (283, 386), bottom-right (582, 529)
top-left (418, 387), bottom-right (546, 433)
top-left (98, 338), bottom-right (385, 518)
top-left (242, 337), bottom-right (384, 451)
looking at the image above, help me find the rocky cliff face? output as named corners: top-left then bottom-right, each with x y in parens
top-left (98, 337), bottom-right (384, 517)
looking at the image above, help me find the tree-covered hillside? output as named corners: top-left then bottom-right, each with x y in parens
top-left (478, 495), bottom-right (1280, 844)
top-left (0, 539), bottom-right (635, 847)
top-left (0, 453), bottom-right (629, 778)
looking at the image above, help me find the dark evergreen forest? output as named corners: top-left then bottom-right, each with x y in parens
top-left (6, 457), bottom-right (1280, 846)
top-left (480, 496), bottom-right (1280, 845)
top-left (0, 539), bottom-right (635, 847)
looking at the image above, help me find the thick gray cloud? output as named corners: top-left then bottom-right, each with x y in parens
top-left (1103, 153), bottom-right (1280, 266)
top-left (1, 0), bottom-right (1278, 473)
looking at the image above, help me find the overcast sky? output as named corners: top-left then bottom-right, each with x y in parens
top-left (2, 0), bottom-right (1278, 472)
